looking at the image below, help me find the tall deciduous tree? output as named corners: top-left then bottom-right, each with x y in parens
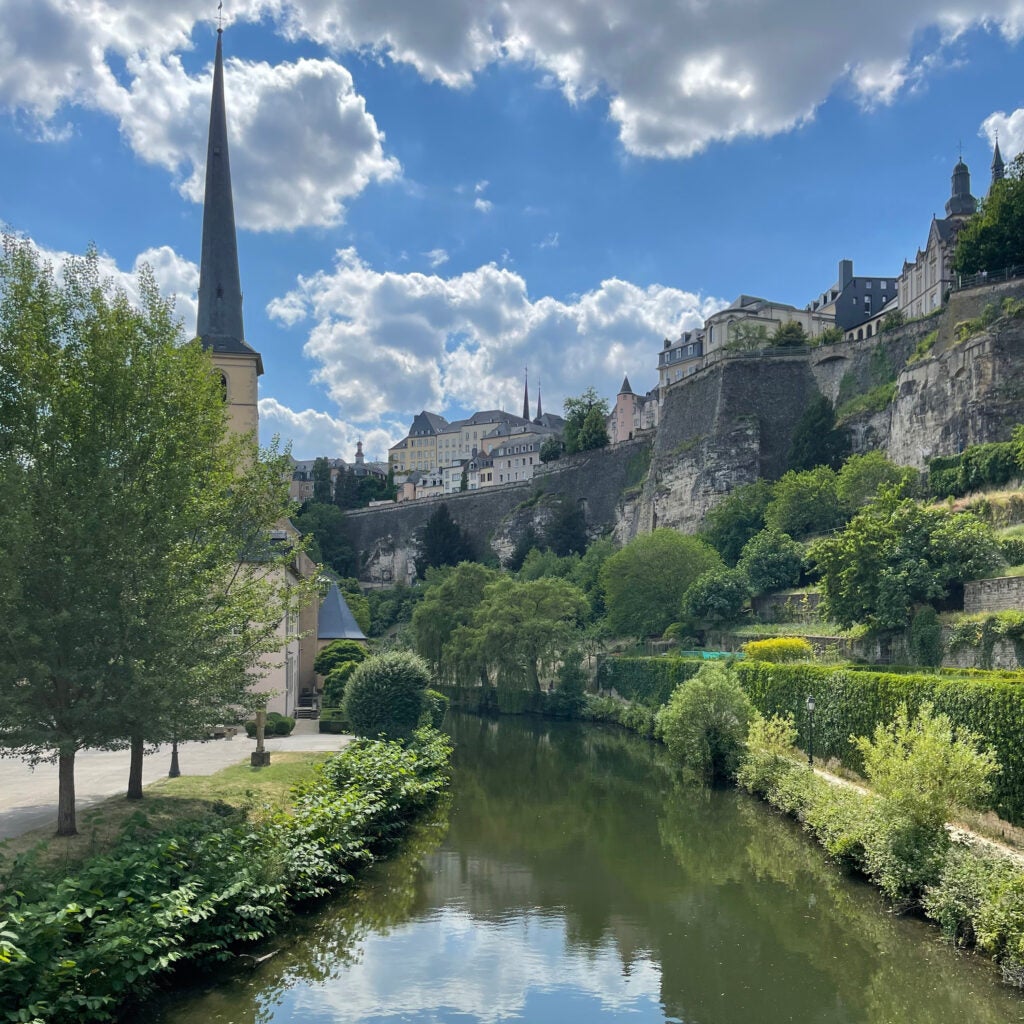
top-left (0, 239), bottom-right (309, 834)
top-left (700, 479), bottom-right (775, 565)
top-left (416, 502), bottom-right (475, 575)
top-left (787, 394), bottom-right (849, 471)
top-left (563, 387), bottom-right (610, 455)
top-left (312, 456), bottom-right (333, 503)
top-left (954, 154), bottom-right (1024, 275)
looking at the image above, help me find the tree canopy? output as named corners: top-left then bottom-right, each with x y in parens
top-left (765, 466), bottom-right (846, 540)
top-left (787, 394), bottom-right (850, 472)
top-left (416, 502), bottom-right (476, 576)
top-left (600, 529), bottom-right (723, 637)
top-left (294, 501), bottom-right (357, 576)
top-left (700, 479), bottom-right (774, 565)
top-left (0, 238), bottom-right (309, 834)
top-left (954, 154), bottom-right (1024, 275)
top-left (563, 387), bottom-right (610, 455)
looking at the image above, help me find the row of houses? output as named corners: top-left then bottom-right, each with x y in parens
top-left (657, 146), bottom-right (1006, 392)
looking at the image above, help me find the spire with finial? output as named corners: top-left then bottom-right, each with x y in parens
top-left (946, 147), bottom-right (977, 218)
top-left (522, 366), bottom-right (530, 421)
top-left (196, 19), bottom-right (263, 373)
top-left (536, 380), bottom-right (542, 420)
top-left (992, 132), bottom-right (1005, 187)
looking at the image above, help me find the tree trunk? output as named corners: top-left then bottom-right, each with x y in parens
top-left (57, 748), bottom-right (77, 836)
top-left (126, 734), bottom-right (145, 799)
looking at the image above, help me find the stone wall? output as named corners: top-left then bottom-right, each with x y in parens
top-left (343, 438), bottom-right (652, 581)
top-left (964, 575), bottom-right (1024, 614)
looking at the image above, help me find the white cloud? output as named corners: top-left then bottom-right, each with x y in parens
top-left (474, 197), bottom-right (494, 213)
top-left (424, 248), bottom-right (450, 268)
top-left (258, 397), bottom-right (401, 461)
top-left (268, 245), bottom-right (724, 444)
top-left (538, 232), bottom-right (560, 249)
top-left (981, 108), bottom-right (1024, 161)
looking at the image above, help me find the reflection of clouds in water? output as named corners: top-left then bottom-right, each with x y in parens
top-left (282, 909), bottom-right (663, 1022)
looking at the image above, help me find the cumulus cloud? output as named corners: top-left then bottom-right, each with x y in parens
top-left (981, 108), bottom-right (1024, 161)
top-left (474, 197), bottom-right (494, 213)
top-left (258, 397), bottom-right (401, 461)
top-left (267, 246), bottom-right (724, 448)
top-left (424, 248), bottom-right (450, 268)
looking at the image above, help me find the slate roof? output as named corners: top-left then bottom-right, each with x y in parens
top-left (318, 583), bottom-right (367, 641)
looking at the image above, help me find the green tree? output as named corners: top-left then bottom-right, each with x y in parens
top-left (726, 320), bottom-right (769, 351)
top-left (810, 492), bottom-right (1005, 628)
top-left (454, 577), bottom-right (588, 691)
top-left (836, 451), bottom-right (916, 512)
top-left (600, 529), bottom-right (723, 637)
top-left (343, 651), bottom-right (432, 740)
top-left (518, 547), bottom-right (576, 580)
top-left (655, 664), bottom-right (753, 782)
top-left (312, 456), bottom-right (333, 504)
top-left (764, 465), bottom-right (845, 540)
top-left (909, 606), bottom-right (944, 668)
top-left (563, 387), bottom-right (610, 455)
top-left (412, 562), bottom-right (498, 681)
top-left (416, 502), bottom-right (476, 576)
top-left (294, 501), bottom-right (357, 575)
top-left (314, 639), bottom-right (368, 676)
top-left (539, 436), bottom-right (563, 463)
top-left (773, 320), bottom-right (809, 347)
top-left (788, 394), bottom-right (850, 471)
top-left (459, 463), bottom-right (469, 491)
top-left (332, 465), bottom-right (361, 509)
top-left (700, 479), bottom-right (775, 565)
top-left (681, 567), bottom-right (750, 624)
top-left (0, 239), bottom-right (308, 834)
top-left (569, 536), bottom-right (618, 617)
top-left (737, 528), bottom-right (803, 594)
top-left (954, 154), bottom-right (1024, 275)
top-left (507, 525), bottom-right (541, 571)
top-left (544, 499), bottom-right (588, 557)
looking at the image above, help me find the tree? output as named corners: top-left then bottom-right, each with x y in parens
top-left (563, 387), bottom-right (610, 455)
top-left (764, 466), bottom-right (846, 540)
top-left (539, 436), bottom-right (563, 463)
top-left (412, 562), bottom-right (498, 681)
top-left (835, 451), bottom-right (916, 512)
top-left (507, 525), bottom-right (540, 571)
top-left (332, 465), bottom-right (361, 510)
top-left (726, 320), bottom-right (769, 351)
top-left (314, 639), bottom-right (368, 676)
top-left (459, 463), bottom-right (469, 492)
top-left (737, 528), bottom-right (803, 594)
top-left (454, 577), bottom-right (589, 691)
top-left (788, 394), bottom-right (849, 471)
top-left (810, 492), bottom-right (1005, 629)
top-left (343, 651), bottom-right (431, 740)
top-left (416, 502), bottom-right (475, 576)
top-left (909, 606), bottom-right (944, 668)
top-left (954, 154), bottom-right (1024, 275)
top-left (0, 239), bottom-right (308, 834)
top-left (544, 499), bottom-right (588, 557)
top-left (681, 567), bottom-right (750, 624)
top-left (294, 502), bottom-right (357, 576)
top-left (312, 456), bottom-right (333, 504)
top-left (600, 529), bottom-right (724, 637)
top-left (700, 479), bottom-right (775, 565)
top-left (655, 664), bottom-right (753, 782)
top-left (773, 320), bottom-right (809, 347)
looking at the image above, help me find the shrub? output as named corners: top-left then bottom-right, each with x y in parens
top-left (272, 716), bottom-right (295, 736)
top-left (736, 711), bottom-right (798, 796)
top-left (318, 707), bottom-right (349, 734)
top-left (421, 688), bottom-right (450, 729)
top-left (314, 638), bottom-right (368, 676)
top-left (740, 637), bottom-right (813, 662)
top-left (737, 528), bottom-right (803, 594)
top-left (655, 663), bottom-right (753, 782)
top-left (1001, 536), bottom-right (1024, 566)
top-left (927, 441), bottom-right (1019, 498)
top-left (681, 566), bottom-right (750, 623)
top-left (323, 661), bottom-right (356, 707)
top-left (909, 606), bottom-right (943, 668)
top-left (343, 651), bottom-right (432, 740)
top-left (595, 656), bottom-right (702, 706)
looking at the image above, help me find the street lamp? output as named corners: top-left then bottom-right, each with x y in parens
top-left (168, 738), bottom-right (181, 778)
top-left (806, 694), bottom-right (816, 767)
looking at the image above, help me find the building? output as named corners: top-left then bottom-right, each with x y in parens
top-left (196, 27), bottom-right (318, 716)
top-left (658, 330), bottom-right (704, 391)
top-left (703, 295), bottom-right (834, 355)
top-left (607, 376), bottom-right (657, 443)
top-left (289, 456), bottom-right (347, 502)
top-left (388, 410), bottom-right (449, 478)
top-left (807, 259), bottom-right (898, 334)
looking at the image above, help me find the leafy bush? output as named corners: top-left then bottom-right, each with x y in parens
top-left (737, 528), bottom-right (803, 594)
top-left (421, 688), bottom-right (450, 729)
top-left (909, 606), bottom-right (943, 667)
top-left (323, 662), bottom-right (357, 707)
top-left (595, 656), bottom-right (702, 706)
top-left (736, 711), bottom-right (798, 796)
top-left (836, 382), bottom-right (897, 422)
top-left (927, 441), bottom-right (1019, 498)
top-left (681, 566), bottom-right (750, 623)
top-left (740, 637), bottom-right (813, 662)
top-left (314, 639), bottom-right (368, 676)
top-left (343, 651), bottom-right (432, 740)
top-left (655, 664), bottom-right (753, 781)
top-left (1001, 536), bottom-right (1024, 567)
top-left (318, 707), bottom-right (349, 734)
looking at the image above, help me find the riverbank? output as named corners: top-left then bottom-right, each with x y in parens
top-left (0, 728), bottom-right (452, 1023)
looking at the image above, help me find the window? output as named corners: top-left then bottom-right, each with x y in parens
top-left (866, 281), bottom-right (872, 289)
top-left (881, 280), bottom-right (887, 290)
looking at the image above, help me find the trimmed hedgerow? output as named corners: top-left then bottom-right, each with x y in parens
top-left (594, 656), bottom-right (703, 706)
top-left (0, 730), bottom-right (451, 1023)
top-left (734, 661), bottom-right (1024, 824)
top-left (927, 441), bottom-right (1019, 498)
top-left (741, 637), bottom-right (813, 663)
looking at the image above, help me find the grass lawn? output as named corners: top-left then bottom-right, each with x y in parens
top-left (0, 752), bottom-right (331, 878)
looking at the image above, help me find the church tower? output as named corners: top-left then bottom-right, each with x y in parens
top-left (992, 138), bottom-right (1006, 188)
top-left (945, 156), bottom-right (977, 219)
top-left (197, 27), bottom-right (263, 439)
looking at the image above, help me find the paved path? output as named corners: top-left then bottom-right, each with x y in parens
top-left (0, 720), bottom-right (351, 841)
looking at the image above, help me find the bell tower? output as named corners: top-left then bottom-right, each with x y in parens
top-left (196, 27), bottom-right (263, 439)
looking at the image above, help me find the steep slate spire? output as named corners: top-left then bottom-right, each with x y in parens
top-left (197, 29), bottom-right (263, 374)
top-left (536, 381), bottom-right (542, 420)
top-left (522, 367), bottom-right (530, 420)
top-left (619, 375), bottom-right (633, 394)
top-left (992, 137), bottom-right (1006, 186)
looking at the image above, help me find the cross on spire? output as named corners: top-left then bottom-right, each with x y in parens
top-left (217, 2), bottom-right (223, 31)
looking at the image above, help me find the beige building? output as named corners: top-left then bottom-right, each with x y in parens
top-left (388, 410), bottom-right (449, 478)
top-left (703, 295), bottom-right (834, 355)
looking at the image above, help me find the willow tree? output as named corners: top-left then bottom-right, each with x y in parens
top-left (0, 238), bottom-right (310, 834)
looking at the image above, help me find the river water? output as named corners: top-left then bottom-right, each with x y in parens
top-left (154, 714), bottom-right (1024, 1023)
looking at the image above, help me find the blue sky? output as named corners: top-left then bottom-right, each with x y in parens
top-left (1, 2), bottom-right (1023, 461)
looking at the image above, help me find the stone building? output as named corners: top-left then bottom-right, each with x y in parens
top-left (607, 376), bottom-right (657, 443)
top-left (807, 259), bottom-right (898, 334)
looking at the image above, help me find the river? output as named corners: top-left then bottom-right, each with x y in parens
top-left (154, 714), bottom-right (1024, 1023)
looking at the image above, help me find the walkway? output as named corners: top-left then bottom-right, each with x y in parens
top-left (0, 720), bottom-right (351, 841)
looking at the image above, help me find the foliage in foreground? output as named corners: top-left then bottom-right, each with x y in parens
top-left (0, 730), bottom-right (452, 1023)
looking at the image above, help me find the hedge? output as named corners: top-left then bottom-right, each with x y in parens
top-left (927, 442), bottom-right (1019, 498)
top-left (734, 661), bottom-right (1024, 824)
top-left (595, 656), bottom-right (703, 705)
top-left (318, 706), bottom-right (349, 734)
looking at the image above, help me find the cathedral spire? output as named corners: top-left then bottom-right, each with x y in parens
top-left (992, 135), bottom-right (1006, 187)
top-left (197, 27), bottom-right (263, 374)
top-left (522, 367), bottom-right (530, 420)
top-left (536, 381), bottom-right (542, 420)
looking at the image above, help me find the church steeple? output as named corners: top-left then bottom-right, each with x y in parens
top-left (945, 153), bottom-right (977, 218)
top-left (992, 137), bottom-right (1006, 187)
top-left (522, 367), bottom-right (530, 420)
top-left (197, 28), bottom-right (263, 375)
top-left (536, 381), bottom-right (542, 420)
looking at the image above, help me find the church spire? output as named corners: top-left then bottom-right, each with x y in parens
top-left (992, 135), bottom-right (1006, 187)
top-left (522, 367), bottom-right (530, 420)
top-left (197, 27), bottom-right (263, 374)
top-left (536, 381), bottom-right (542, 420)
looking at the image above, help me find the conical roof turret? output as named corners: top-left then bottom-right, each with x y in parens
top-left (992, 138), bottom-right (1006, 186)
top-left (619, 375), bottom-right (633, 395)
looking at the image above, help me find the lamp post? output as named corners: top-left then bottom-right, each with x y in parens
top-left (168, 738), bottom-right (181, 778)
top-left (806, 694), bottom-right (816, 767)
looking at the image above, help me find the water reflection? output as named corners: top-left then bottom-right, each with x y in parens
top-left (154, 715), bottom-right (1024, 1024)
